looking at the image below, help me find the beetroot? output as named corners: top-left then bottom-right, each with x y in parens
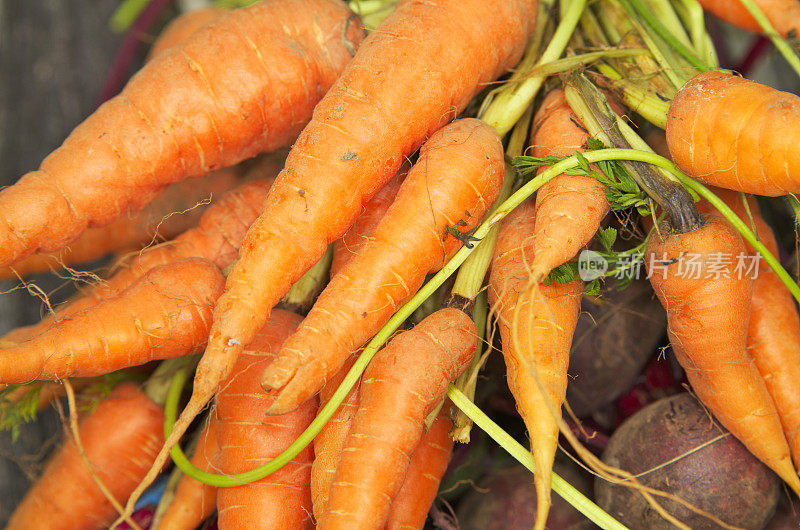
top-left (596, 393), bottom-right (781, 529)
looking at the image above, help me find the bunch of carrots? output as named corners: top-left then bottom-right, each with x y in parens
top-left (4, 0), bottom-right (800, 527)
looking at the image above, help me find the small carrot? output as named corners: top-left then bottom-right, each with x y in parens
top-left (386, 406), bottom-right (455, 530)
top-left (697, 0), bottom-right (800, 37)
top-left (215, 309), bottom-right (317, 530)
top-left (0, 0), bottom-right (362, 267)
top-left (320, 307), bottom-right (477, 529)
top-left (262, 118), bottom-right (504, 414)
top-left (0, 257), bottom-right (224, 383)
top-left (138, 0), bottom-right (535, 511)
top-left (0, 166), bottom-right (241, 281)
top-left (153, 417), bottom-right (220, 530)
top-left (646, 214), bottom-right (800, 493)
top-left (488, 198), bottom-right (583, 530)
top-left (146, 7), bottom-right (227, 60)
top-left (310, 357), bottom-right (361, 521)
top-left (666, 71), bottom-right (800, 196)
top-left (7, 381), bottom-right (164, 530)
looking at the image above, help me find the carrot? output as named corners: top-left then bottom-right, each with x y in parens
top-left (0, 0), bottom-right (362, 268)
top-left (0, 257), bottom-right (224, 383)
top-left (666, 71), bottom-right (800, 196)
top-left (330, 170), bottom-right (407, 276)
top-left (215, 309), bottom-right (316, 530)
top-left (527, 88), bottom-right (627, 282)
top-left (147, 7), bottom-right (227, 60)
top-left (0, 166), bottom-right (241, 281)
top-left (137, 0), bottom-right (535, 510)
top-left (7, 382), bottom-right (164, 530)
top-left (153, 417), bottom-right (220, 530)
top-left (646, 214), bottom-right (800, 492)
top-left (697, 0), bottom-right (800, 37)
top-left (262, 118), bottom-right (504, 414)
top-left (385, 406), bottom-right (455, 530)
top-left (310, 357), bottom-right (361, 521)
top-left (320, 307), bottom-right (476, 529)
top-left (696, 188), bottom-right (800, 471)
top-left (2, 178), bottom-right (273, 345)
top-left (488, 197), bottom-right (583, 530)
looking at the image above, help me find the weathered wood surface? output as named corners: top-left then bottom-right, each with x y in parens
top-left (0, 0), bottom-right (124, 521)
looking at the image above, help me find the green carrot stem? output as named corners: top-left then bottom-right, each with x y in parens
top-left (736, 0), bottom-right (800, 79)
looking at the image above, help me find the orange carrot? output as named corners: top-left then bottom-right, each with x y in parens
top-left (147, 7), bottom-right (227, 60)
top-left (7, 382), bottom-right (164, 530)
top-left (215, 309), bottom-right (316, 530)
top-left (527, 88), bottom-right (624, 281)
top-left (666, 71), bottom-right (800, 196)
top-left (142, 0), bottom-right (535, 509)
top-left (488, 198), bottom-right (583, 530)
top-left (386, 406), bottom-right (455, 530)
top-left (697, 189), bottom-right (800, 471)
top-left (2, 178), bottom-right (272, 345)
top-left (320, 307), bottom-right (477, 529)
top-left (262, 118), bottom-right (504, 414)
top-left (0, 0), bottom-right (362, 267)
top-left (697, 0), bottom-right (800, 37)
top-left (646, 214), bottom-right (800, 492)
top-left (0, 257), bottom-right (224, 383)
top-left (154, 417), bottom-right (220, 530)
top-left (0, 166), bottom-right (241, 280)
top-left (310, 357), bottom-right (361, 521)
top-left (330, 170), bottom-right (407, 276)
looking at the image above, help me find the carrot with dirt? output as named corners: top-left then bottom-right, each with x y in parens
top-left (2, 178), bottom-right (273, 345)
top-left (488, 197), bottom-right (583, 530)
top-left (386, 406), bottom-right (455, 530)
top-left (646, 213), bottom-right (800, 493)
top-left (0, 165), bottom-right (241, 281)
top-left (696, 188), bottom-right (800, 471)
top-left (262, 118), bottom-right (504, 414)
top-left (0, 0), bottom-right (362, 268)
top-left (215, 309), bottom-right (317, 530)
top-left (146, 6), bottom-right (227, 59)
top-left (5, 367), bottom-right (181, 530)
top-left (0, 257), bottom-right (224, 383)
top-left (153, 417), bottom-right (220, 530)
top-left (320, 307), bottom-right (477, 529)
top-left (132, 0), bottom-right (535, 512)
top-left (666, 71), bottom-right (800, 196)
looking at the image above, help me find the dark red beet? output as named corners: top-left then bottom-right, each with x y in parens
top-left (596, 393), bottom-right (781, 529)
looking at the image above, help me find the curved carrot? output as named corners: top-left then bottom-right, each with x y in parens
top-left (142, 0), bottom-right (535, 510)
top-left (154, 417), bottom-right (220, 530)
top-left (666, 71), bottom-right (800, 196)
top-left (646, 214), bottom-right (800, 493)
top-left (146, 7), bottom-right (227, 60)
top-left (262, 118), bottom-right (504, 414)
top-left (7, 382), bottom-right (164, 530)
top-left (320, 307), bottom-right (477, 529)
top-left (0, 258), bottom-right (224, 383)
top-left (386, 406), bottom-right (455, 530)
top-left (697, 188), bottom-right (800, 471)
top-left (330, 170), bottom-right (407, 276)
top-left (527, 89), bottom-right (613, 281)
top-left (488, 198), bottom-right (583, 530)
top-left (0, 166), bottom-right (241, 281)
top-left (310, 357), bottom-right (360, 521)
top-left (0, 0), bottom-right (362, 267)
top-left (215, 309), bottom-right (316, 530)
top-left (697, 0), bottom-right (800, 37)
top-left (3, 178), bottom-right (272, 344)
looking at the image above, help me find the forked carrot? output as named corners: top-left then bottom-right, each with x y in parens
top-left (215, 309), bottom-right (317, 529)
top-left (646, 214), bottom-right (800, 493)
top-left (0, 258), bottom-right (224, 383)
top-left (0, 0), bottom-right (362, 267)
top-left (320, 307), bottom-right (477, 529)
top-left (488, 198), bottom-right (583, 530)
top-left (262, 118), bottom-right (504, 414)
